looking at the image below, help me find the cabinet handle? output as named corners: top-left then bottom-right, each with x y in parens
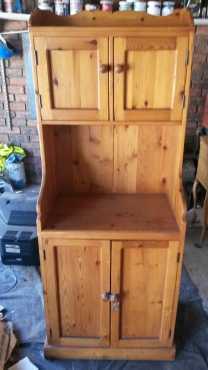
top-left (115, 64), bottom-right (125, 73)
top-left (100, 64), bottom-right (109, 73)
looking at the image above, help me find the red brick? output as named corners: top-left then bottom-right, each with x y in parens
top-left (10, 102), bottom-right (26, 112)
top-left (193, 54), bottom-right (207, 64)
top-left (6, 68), bottom-right (22, 77)
top-left (8, 85), bottom-right (24, 94)
top-left (0, 126), bottom-right (20, 134)
top-left (12, 118), bottom-right (27, 126)
top-left (27, 120), bottom-right (37, 127)
top-left (9, 77), bottom-right (26, 86)
top-left (21, 127), bottom-right (38, 136)
top-left (190, 87), bottom-right (202, 97)
top-left (15, 94), bottom-right (27, 103)
top-left (8, 134), bottom-right (29, 144)
top-left (0, 118), bottom-right (6, 125)
top-left (9, 57), bottom-right (24, 68)
top-left (15, 111), bottom-right (28, 118)
top-left (196, 26), bottom-right (208, 35)
top-left (0, 134), bottom-right (9, 142)
top-left (30, 135), bottom-right (39, 143)
top-left (0, 94), bottom-right (4, 102)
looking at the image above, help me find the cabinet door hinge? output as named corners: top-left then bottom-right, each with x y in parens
top-left (169, 329), bottom-right (172, 338)
top-left (39, 94), bottom-right (43, 108)
top-left (43, 249), bottom-right (46, 260)
top-left (49, 328), bottom-right (52, 338)
top-left (34, 50), bottom-right (38, 65)
top-left (177, 252), bottom-right (181, 263)
top-left (182, 93), bottom-right (186, 109)
top-left (185, 49), bottom-right (189, 66)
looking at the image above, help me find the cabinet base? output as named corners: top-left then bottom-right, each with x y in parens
top-left (44, 341), bottom-right (176, 361)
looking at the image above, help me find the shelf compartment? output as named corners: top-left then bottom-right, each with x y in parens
top-left (43, 193), bottom-right (180, 240)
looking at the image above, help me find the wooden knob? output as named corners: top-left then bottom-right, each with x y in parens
top-left (100, 64), bottom-right (109, 73)
top-left (115, 64), bottom-right (124, 73)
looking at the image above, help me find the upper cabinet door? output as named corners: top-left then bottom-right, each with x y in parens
top-left (42, 239), bottom-right (111, 347)
top-left (111, 240), bottom-right (179, 348)
top-left (114, 36), bottom-right (188, 122)
top-left (34, 37), bottom-right (109, 121)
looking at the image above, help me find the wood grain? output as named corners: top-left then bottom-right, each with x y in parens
top-left (34, 37), bottom-right (109, 121)
top-left (43, 239), bottom-right (111, 347)
top-left (46, 193), bottom-right (179, 240)
top-left (111, 240), bottom-right (179, 348)
top-left (30, 10), bottom-right (194, 360)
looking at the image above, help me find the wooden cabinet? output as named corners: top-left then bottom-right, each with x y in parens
top-left (111, 241), bottom-right (179, 348)
top-left (114, 36), bottom-right (188, 121)
top-left (34, 37), bottom-right (109, 121)
top-left (42, 239), bottom-right (110, 347)
top-left (30, 9), bottom-right (194, 361)
top-left (42, 238), bottom-right (179, 349)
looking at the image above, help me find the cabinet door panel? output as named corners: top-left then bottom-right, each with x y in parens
top-left (114, 36), bottom-right (188, 121)
top-left (42, 239), bottom-right (110, 347)
top-left (34, 37), bottom-right (109, 121)
top-left (111, 240), bottom-right (179, 348)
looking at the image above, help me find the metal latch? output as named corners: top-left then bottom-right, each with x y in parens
top-left (110, 293), bottom-right (120, 311)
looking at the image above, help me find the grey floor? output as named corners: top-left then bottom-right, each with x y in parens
top-left (185, 207), bottom-right (208, 314)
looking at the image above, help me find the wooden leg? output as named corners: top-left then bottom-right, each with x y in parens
top-left (192, 179), bottom-right (199, 224)
top-left (195, 191), bottom-right (208, 248)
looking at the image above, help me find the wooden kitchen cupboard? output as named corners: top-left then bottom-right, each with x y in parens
top-left (29, 9), bottom-right (194, 360)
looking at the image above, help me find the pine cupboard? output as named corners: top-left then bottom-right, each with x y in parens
top-left (29, 9), bottom-right (194, 360)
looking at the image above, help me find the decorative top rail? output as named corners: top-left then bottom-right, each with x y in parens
top-left (29, 8), bottom-right (194, 28)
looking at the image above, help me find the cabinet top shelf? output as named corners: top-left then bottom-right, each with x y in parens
top-left (29, 9), bottom-right (194, 28)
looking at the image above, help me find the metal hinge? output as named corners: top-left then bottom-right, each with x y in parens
top-left (43, 249), bottom-right (46, 260)
top-left (177, 252), bottom-right (181, 263)
top-left (185, 49), bottom-right (189, 66)
top-left (34, 50), bottom-right (38, 65)
top-left (181, 92), bottom-right (186, 109)
top-left (39, 94), bottom-right (43, 108)
top-left (169, 329), bottom-right (172, 338)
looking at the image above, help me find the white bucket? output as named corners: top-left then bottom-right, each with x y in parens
top-left (6, 162), bottom-right (26, 189)
top-left (162, 1), bottom-right (174, 15)
top-left (147, 1), bottom-right (161, 15)
top-left (134, 1), bottom-right (146, 11)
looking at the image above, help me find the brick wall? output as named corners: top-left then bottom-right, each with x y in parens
top-left (186, 26), bottom-right (208, 154)
top-left (0, 24), bottom-right (207, 184)
top-left (0, 27), bottom-right (41, 184)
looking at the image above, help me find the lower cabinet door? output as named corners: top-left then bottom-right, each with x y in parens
top-left (111, 240), bottom-right (179, 348)
top-left (42, 239), bottom-right (111, 347)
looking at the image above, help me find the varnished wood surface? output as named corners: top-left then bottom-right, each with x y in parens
top-left (42, 125), bottom-right (181, 196)
top-left (114, 36), bottom-right (188, 121)
top-left (42, 239), bottom-right (111, 347)
top-left (44, 340), bottom-right (176, 360)
top-left (111, 240), bottom-right (179, 348)
top-left (45, 194), bottom-right (179, 239)
top-left (30, 9), bottom-right (194, 28)
top-left (29, 10), bottom-right (194, 360)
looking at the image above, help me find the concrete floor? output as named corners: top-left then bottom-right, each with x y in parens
top-left (185, 226), bottom-right (208, 314)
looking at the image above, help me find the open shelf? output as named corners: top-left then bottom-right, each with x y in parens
top-left (44, 193), bottom-right (180, 240)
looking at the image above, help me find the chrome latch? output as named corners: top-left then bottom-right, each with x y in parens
top-left (101, 292), bottom-right (111, 301)
top-left (110, 293), bottom-right (120, 311)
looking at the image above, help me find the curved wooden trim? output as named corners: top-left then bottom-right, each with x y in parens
top-left (29, 9), bottom-right (194, 28)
